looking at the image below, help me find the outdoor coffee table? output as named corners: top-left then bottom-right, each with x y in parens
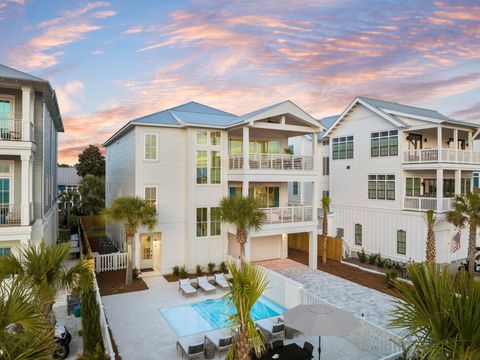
top-left (257, 343), bottom-right (310, 360)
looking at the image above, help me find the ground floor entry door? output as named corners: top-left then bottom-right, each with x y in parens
top-left (140, 234), bottom-right (153, 269)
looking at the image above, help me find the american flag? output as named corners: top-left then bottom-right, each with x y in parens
top-left (451, 230), bottom-right (461, 253)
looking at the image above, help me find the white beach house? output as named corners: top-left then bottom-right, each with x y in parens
top-left (0, 64), bottom-right (63, 256)
top-left (104, 101), bottom-right (324, 273)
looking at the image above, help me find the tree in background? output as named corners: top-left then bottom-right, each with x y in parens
top-left (79, 174), bottom-right (105, 215)
top-left (75, 145), bottom-right (105, 178)
top-left (321, 196), bottom-right (331, 264)
top-left (59, 189), bottom-right (80, 227)
top-left (219, 196), bottom-right (265, 261)
top-left (424, 210), bottom-right (437, 263)
top-left (446, 192), bottom-right (480, 273)
top-left (102, 197), bottom-right (157, 285)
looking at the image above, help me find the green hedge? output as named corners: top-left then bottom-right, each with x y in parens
top-left (81, 271), bottom-right (103, 355)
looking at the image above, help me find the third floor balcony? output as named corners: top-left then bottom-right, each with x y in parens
top-left (0, 118), bottom-right (34, 142)
top-left (403, 148), bottom-right (480, 165)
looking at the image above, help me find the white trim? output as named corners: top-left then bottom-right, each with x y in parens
top-left (143, 133), bottom-right (158, 161)
top-left (143, 185), bottom-right (158, 211)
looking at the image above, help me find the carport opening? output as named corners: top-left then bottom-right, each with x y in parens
top-left (287, 232), bottom-right (310, 266)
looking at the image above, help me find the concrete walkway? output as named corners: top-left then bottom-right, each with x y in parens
top-left (257, 259), bottom-right (401, 335)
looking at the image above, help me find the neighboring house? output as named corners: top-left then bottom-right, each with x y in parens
top-left (0, 64), bottom-right (63, 256)
top-left (58, 166), bottom-right (81, 194)
top-left (104, 101), bottom-right (323, 273)
top-left (292, 96), bottom-right (480, 263)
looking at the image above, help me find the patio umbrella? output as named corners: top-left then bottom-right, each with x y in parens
top-left (284, 304), bottom-right (360, 359)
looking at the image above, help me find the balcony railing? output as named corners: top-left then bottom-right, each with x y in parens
top-left (0, 118), bottom-right (34, 141)
top-left (229, 153), bottom-right (314, 170)
top-left (403, 148), bottom-right (480, 164)
top-left (261, 206), bottom-right (313, 224)
top-left (403, 197), bottom-right (453, 212)
top-left (0, 204), bottom-right (21, 225)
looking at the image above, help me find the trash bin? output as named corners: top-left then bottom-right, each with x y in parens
top-left (73, 304), bottom-right (81, 317)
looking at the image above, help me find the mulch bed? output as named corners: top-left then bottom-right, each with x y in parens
top-left (96, 270), bottom-right (148, 296)
top-left (287, 248), bottom-right (402, 298)
top-left (164, 271), bottom-right (228, 282)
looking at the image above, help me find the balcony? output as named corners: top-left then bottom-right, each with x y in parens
top-left (261, 205), bottom-right (313, 224)
top-left (403, 197), bottom-right (453, 212)
top-left (403, 148), bottom-right (480, 165)
top-left (0, 203), bottom-right (33, 226)
top-left (0, 118), bottom-right (34, 142)
top-left (229, 153), bottom-right (313, 170)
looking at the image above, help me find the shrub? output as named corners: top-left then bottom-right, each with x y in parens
top-left (132, 268), bottom-right (139, 280)
top-left (357, 249), bottom-right (367, 263)
top-left (385, 268), bottom-right (398, 289)
top-left (383, 258), bottom-right (394, 269)
top-left (207, 262), bottom-right (216, 273)
top-left (91, 343), bottom-right (110, 360)
top-left (179, 265), bottom-right (188, 278)
top-left (195, 265), bottom-right (203, 276)
top-left (81, 271), bottom-right (102, 355)
top-left (367, 253), bottom-right (378, 265)
top-left (172, 265), bottom-right (180, 276)
top-left (219, 261), bottom-right (228, 273)
top-left (375, 254), bottom-right (385, 267)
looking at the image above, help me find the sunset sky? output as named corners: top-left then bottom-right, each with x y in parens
top-left (1, 0), bottom-right (479, 164)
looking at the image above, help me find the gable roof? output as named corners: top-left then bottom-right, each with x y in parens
top-left (0, 64), bottom-right (47, 83)
top-left (317, 115), bottom-right (339, 139)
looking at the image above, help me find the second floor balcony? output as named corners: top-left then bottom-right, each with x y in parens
top-left (403, 196), bottom-right (453, 212)
top-left (229, 153), bottom-right (314, 171)
top-left (261, 205), bottom-right (314, 224)
top-left (0, 203), bottom-right (33, 226)
top-left (403, 148), bottom-right (480, 165)
top-left (0, 118), bottom-right (34, 142)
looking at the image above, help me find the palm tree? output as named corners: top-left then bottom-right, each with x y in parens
top-left (225, 260), bottom-right (268, 360)
top-left (59, 190), bottom-right (79, 227)
top-left (446, 192), bottom-right (480, 273)
top-left (321, 197), bottom-right (330, 264)
top-left (0, 241), bottom-right (89, 314)
top-left (101, 196), bottom-right (157, 285)
top-left (219, 196), bottom-right (265, 261)
top-left (390, 262), bottom-right (480, 358)
top-left (0, 279), bottom-right (57, 359)
top-left (78, 175), bottom-right (105, 215)
top-left (424, 209), bottom-right (437, 263)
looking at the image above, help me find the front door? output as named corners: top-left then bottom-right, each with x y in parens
top-left (139, 234), bottom-right (153, 269)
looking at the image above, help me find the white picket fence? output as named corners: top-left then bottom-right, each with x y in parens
top-left (92, 272), bottom-right (116, 359)
top-left (94, 252), bottom-right (128, 273)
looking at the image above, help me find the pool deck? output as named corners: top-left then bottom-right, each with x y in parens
top-left (102, 270), bottom-right (398, 359)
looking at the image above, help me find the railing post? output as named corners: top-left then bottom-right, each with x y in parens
top-left (113, 254), bottom-right (117, 271)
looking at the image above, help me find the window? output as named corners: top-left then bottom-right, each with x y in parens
top-left (0, 164), bottom-right (10, 173)
top-left (293, 182), bottom-right (299, 195)
top-left (0, 178), bottom-right (10, 204)
top-left (229, 139), bottom-right (242, 155)
top-left (197, 130), bottom-right (208, 145)
top-left (0, 247), bottom-right (10, 256)
top-left (332, 136), bottom-right (353, 160)
top-left (371, 130), bottom-right (398, 157)
top-left (144, 187), bottom-right (157, 209)
top-left (250, 186), bottom-right (279, 207)
top-left (322, 157), bottom-right (329, 175)
top-left (323, 191), bottom-right (329, 199)
top-left (196, 151), bottom-right (208, 184)
top-left (474, 173), bottom-right (479, 190)
top-left (196, 208), bottom-right (207, 237)
top-left (210, 131), bottom-right (221, 145)
top-left (210, 151), bottom-right (221, 184)
top-left (368, 175), bottom-right (395, 200)
top-left (397, 230), bottom-right (406, 255)
top-left (405, 178), bottom-right (421, 197)
top-left (210, 207), bottom-right (221, 236)
top-left (355, 224), bottom-right (362, 246)
top-left (144, 134), bottom-right (157, 160)
top-left (336, 228), bottom-right (344, 238)
top-left (461, 178), bottom-right (472, 195)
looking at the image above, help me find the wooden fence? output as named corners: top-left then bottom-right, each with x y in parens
top-left (94, 252), bottom-right (128, 273)
top-left (288, 233), bottom-right (343, 261)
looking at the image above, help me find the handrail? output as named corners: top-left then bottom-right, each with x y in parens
top-left (260, 206), bottom-right (313, 224)
top-left (229, 153), bottom-right (314, 170)
top-left (403, 148), bottom-right (480, 164)
top-left (0, 118), bottom-right (33, 141)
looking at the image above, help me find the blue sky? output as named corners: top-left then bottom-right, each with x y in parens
top-left (0, 0), bottom-right (479, 163)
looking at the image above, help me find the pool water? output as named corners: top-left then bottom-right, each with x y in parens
top-left (160, 296), bottom-right (285, 337)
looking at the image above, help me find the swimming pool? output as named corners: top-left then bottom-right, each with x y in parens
top-left (160, 296), bottom-right (286, 337)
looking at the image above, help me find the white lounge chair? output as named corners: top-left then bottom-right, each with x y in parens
top-left (214, 273), bottom-right (230, 289)
top-left (176, 335), bottom-right (204, 358)
top-left (205, 328), bottom-right (234, 354)
top-left (197, 276), bottom-right (216, 294)
top-left (179, 279), bottom-right (197, 296)
top-left (256, 318), bottom-right (285, 341)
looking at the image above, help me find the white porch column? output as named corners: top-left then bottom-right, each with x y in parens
top-left (21, 154), bottom-right (30, 225)
top-left (468, 131), bottom-right (473, 162)
top-left (436, 168), bottom-right (443, 213)
top-left (244, 235), bottom-right (251, 262)
top-left (453, 128), bottom-right (458, 162)
top-left (300, 182), bottom-right (304, 204)
top-left (455, 170), bottom-right (461, 195)
top-left (21, 86), bottom-right (33, 141)
top-left (312, 133), bottom-right (318, 171)
top-left (242, 180), bottom-right (249, 197)
top-left (242, 126), bottom-right (249, 170)
top-left (299, 136), bottom-right (305, 156)
top-left (308, 229), bottom-right (318, 269)
top-left (437, 126), bottom-right (442, 161)
top-left (281, 233), bottom-right (288, 259)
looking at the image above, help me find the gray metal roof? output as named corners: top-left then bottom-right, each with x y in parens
top-left (359, 97), bottom-right (451, 121)
top-left (317, 115), bottom-right (338, 139)
top-left (134, 109), bottom-right (181, 126)
top-left (57, 167), bottom-right (81, 186)
top-left (229, 101), bottom-right (282, 125)
top-left (0, 64), bottom-right (47, 82)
